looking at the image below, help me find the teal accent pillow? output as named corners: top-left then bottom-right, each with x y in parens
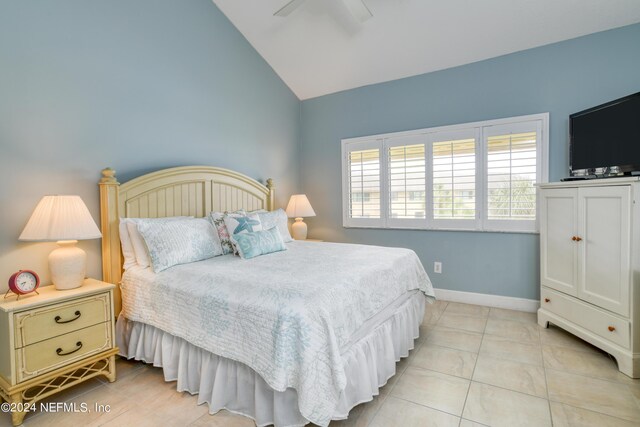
top-left (223, 212), bottom-right (263, 255)
top-left (232, 226), bottom-right (287, 259)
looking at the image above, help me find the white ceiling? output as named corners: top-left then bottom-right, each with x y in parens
top-left (212, 0), bottom-right (640, 100)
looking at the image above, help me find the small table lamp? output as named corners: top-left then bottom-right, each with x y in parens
top-left (286, 194), bottom-right (316, 240)
top-left (19, 195), bottom-right (102, 290)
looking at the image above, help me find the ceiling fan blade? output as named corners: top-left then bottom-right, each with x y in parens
top-left (343, 0), bottom-right (373, 22)
top-left (274, 0), bottom-right (307, 17)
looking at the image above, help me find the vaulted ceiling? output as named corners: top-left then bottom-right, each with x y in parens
top-left (213, 0), bottom-right (640, 100)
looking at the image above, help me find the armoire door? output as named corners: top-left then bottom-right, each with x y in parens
top-left (540, 188), bottom-right (578, 296)
top-left (577, 185), bottom-right (631, 316)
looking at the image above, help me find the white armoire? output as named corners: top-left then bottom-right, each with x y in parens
top-left (538, 177), bottom-right (639, 378)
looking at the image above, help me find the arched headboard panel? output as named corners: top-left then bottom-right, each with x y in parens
top-left (99, 166), bottom-right (275, 314)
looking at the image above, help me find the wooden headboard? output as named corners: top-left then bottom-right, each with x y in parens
top-left (98, 166), bottom-right (275, 314)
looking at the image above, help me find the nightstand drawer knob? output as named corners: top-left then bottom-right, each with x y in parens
top-left (56, 341), bottom-right (83, 356)
top-left (544, 298), bottom-right (550, 303)
top-left (608, 326), bottom-right (616, 332)
top-left (54, 310), bottom-right (81, 324)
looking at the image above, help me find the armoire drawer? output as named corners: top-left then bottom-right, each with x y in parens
top-left (541, 287), bottom-right (630, 349)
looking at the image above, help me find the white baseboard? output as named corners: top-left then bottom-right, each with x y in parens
top-left (434, 288), bottom-right (540, 313)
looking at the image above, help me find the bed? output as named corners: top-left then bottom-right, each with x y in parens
top-left (98, 166), bottom-right (434, 427)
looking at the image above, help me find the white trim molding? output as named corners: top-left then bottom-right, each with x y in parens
top-left (434, 288), bottom-right (540, 313)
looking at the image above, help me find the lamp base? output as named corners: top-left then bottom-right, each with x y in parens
top-left (291, 218), bottom-right (308, 240)
top-left (49, 240), bottom-right (86, 290)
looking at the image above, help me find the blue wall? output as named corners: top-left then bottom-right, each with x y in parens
top-left (300, 23), bottom-right (640, 300)
top-left (2, 1), bottom-right (639, 300)
top-left (0, 0), bottom-right (300, 287)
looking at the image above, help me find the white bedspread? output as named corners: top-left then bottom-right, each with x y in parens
top-left (120, 241), bottom-right (434, 426)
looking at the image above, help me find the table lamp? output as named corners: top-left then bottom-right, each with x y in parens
top-left (286, 194), bottom-right (316, 240)
top-left (19, 195), bottom-right (102, 290)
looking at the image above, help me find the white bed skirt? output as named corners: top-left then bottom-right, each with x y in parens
top-left (116, 292), bottom-right (426, 427)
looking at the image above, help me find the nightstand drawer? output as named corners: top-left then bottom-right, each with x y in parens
top-left (16, 322), bottom-right (112, 382)
top-left (14, 292), bottom-right (111, 348)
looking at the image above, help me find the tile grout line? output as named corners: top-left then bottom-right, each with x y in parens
top-left (539, 323), bottom-right (555, 427)
top-left (457, 308), bottom-right (488, 425)
top-left (424, 329), bottom-right (484, 354)
top-left (539, 346), bottom-right (638, 386)
top-left (389, 394), bottom-right (463, 421)
top-left (543, 365), bottom-right (638, 388)
top-left (554, 399), bottom-right (640, 425)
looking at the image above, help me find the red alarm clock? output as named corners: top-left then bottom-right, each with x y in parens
top-left (8, 270), bottom-right (40, 296)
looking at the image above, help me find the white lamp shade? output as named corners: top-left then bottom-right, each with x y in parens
top-left (286, 194), bottom-right (316, 218)
top-left (19, 195), bottom-right (102, 242)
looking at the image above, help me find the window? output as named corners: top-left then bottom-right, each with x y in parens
top-left (430, 129), bottom-right (479, 229)
top-left (345, 145), bottom-right (381, 225)
top-left (388, 135), bottom-right (426, 226)
top-left (342, 113), bottom-right (548, 232)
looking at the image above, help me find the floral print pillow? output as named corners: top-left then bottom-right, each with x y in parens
top-left (208, 209), bottom-right (246, 255)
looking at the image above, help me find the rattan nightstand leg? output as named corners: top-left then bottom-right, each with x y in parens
top-left (105, 354), bottom-right (117, 383)
top-left (10, 392), bottom-right (25, 426)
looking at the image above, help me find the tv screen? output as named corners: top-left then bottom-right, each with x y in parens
top-left (570, 92), bottom-right (640, 174)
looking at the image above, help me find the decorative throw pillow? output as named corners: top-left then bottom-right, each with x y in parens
top-left (123, 216), bottom-right (196, 269)
top-left (208, 209), bottom-right (246, 255)
top-left (232, 226), bottom-right (287, 259)
top-left (137, 218), bottom-right (223, 273)
top-left (251, 209), bottom-right (293, 243)
top-left (223, 213), bottom-right (263, 254)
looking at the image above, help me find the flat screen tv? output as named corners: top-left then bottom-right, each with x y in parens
top-left (570, 91), bottom-right (640, 176)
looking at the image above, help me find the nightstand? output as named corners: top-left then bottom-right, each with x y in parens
top-left (0, 279), bottom-right (118, 426)
top-left (304, 239), bottom-right (324, 242)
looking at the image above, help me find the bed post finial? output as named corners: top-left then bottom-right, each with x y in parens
top-left (100, 167), bottom-right (118, 184)
top-left (266, 178), bottom-right (276, 211)
top-left (99, 167), bottom-right (122, 315)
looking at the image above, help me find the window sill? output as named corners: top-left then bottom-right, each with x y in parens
top-left (342, 225), bottom-right (539, 235)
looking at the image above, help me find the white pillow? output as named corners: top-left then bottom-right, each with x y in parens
top-left (252, 209), bottom-right (293, 243)
top-left (118, 219), bottom-right (137, 270)
top-left (124, 216), bottom-right (196, 269)
top-left (137, 218), bottom-right (223, 273)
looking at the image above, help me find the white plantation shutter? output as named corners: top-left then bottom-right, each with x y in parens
top-left (430, 129), bottom-right (479, 228)
top-left (387, 135), bottom-right (427, 227)
top-left (348, 149), bottom-right (381, 218)
top-left (343, 140), bottom-right (383, 227)
top-left (484, 121), bottom-right (543, 231)
top-left (342, 114), bottom-right (548, 232)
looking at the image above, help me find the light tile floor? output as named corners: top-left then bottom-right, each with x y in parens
top-left (10, 300), bottom-right (640, 427)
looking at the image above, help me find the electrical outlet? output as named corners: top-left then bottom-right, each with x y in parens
top-left (434, 262), bottom-right (442, 274)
